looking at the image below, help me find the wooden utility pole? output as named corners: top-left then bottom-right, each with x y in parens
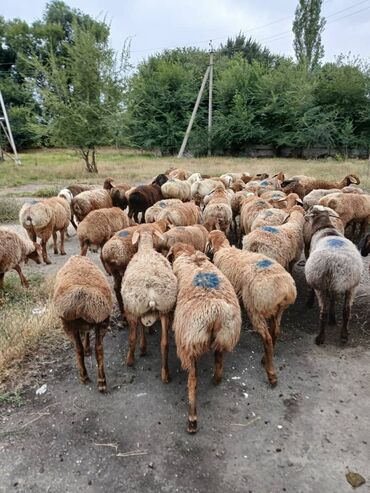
top-left (178, 43), bottom-right (214, 158)
top-left (208, 43), bottom-right (214, 157)
top-left (0, 90), bottom-right (21, 165)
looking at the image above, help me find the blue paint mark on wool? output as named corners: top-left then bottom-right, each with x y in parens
top-left (256, 259), bottom-right (273, 269)
top-left (118, 230), bottom-right (129, 237)
top-left (260, 180), bottom-right (269, 186)
top-left (327, 238), bottom-right (345, 249)
top-left (261, 226), bottom-right (279, 234)
top-left (29, 199), bottom-right (38, 205)
top-left (192, 272), bottom-right (220, 289)
top-left (159, 201), bottom-right (167, 208)
top-left (264, 210), bottom-right (273, 217)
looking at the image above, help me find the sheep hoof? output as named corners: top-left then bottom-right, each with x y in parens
top-left (140, 349), bottom-right (147, 357)
top-left (126, 355), bottom-right (135, 367)
top-left (60, 251), bottom-right (67, 256)
top-left (54, 250), bottom-right (58, 255)
top-left (213, 374), bottom-right (222, 385)
top-left (187, 420), bottom-right (197, 434)
top-left (84, 349), bottom-right (92, 357)
top-left (98, 382), bottom-right (107, 393)
top-left (269, 376), bottom-right (277, 387)
top-left (45, 260), bottom-right (52, 265)
top-left (161, 369), bottom-right (170, 383)
top-left (315, 334), bottom-right (325, 345)
top-left (80, 375), bottom-right (90, 385)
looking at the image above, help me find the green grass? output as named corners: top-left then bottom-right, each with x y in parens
top-left (0, 147), bottom-right (369, 190)
top-left (0, 198), bottom-right (21, 223)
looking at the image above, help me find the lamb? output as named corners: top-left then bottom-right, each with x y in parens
top-left (101, 219), bottom-right (169, 315)
top-left (53, 256), bottom-right (112, 392)
top-left (191, 179), bottom-right (225, 206)
top-left (156, 224), bottom-right (209, 256)
top-left (161, 178), bottom-right (192, 202)
top-left (202, 185), bottom-right (233, 234)
top-left (144, 199), bottom-right (183, 223)
top-left (121, 230), bottom-right (178, 383)
top-left (0, 227), bottom-right (42, 295)
top-left (243, 206), bottom-right (305, 272)
top-left (281, 174), bottom-right (360, 199)
top-left (206, 231), bottom-right (297, 386)
top-left (168, 243), bottom-right (241, 433)
top-left (156, 201), bottom-right (201, 226)
top-left (72, 189), bottom-right (113, 223)
top-left (128, 174), bottom-right (168, 223)
top-left (103, 177), bottom-right (131, 210)
top-left (77, 207), bottom-right (132, 259)
top-left (319, 192), bottom-right (370, 236)
top-left (19, 197), bottom-right (71, 264)
top-left (304, 208), bottom-right (363, 345)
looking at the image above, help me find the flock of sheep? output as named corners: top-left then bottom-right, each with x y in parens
top-left (1, 167), bottom-right (370, 433)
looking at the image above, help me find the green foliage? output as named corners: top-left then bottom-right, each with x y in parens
top-left (219, 33), bottom-right (278, 66)
top-left (293, 0), bottom-right (326, 71)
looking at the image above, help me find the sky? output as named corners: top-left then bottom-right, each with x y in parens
top-left (2, 0), bottom-right (370, 66)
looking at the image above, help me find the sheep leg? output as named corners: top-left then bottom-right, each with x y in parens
top-left (95, 325), bottom-right (107, 393)
top-left (41, 239), bottom-right (51, 265)
top-left (0, 272), bottom-right (4, 295)
top-left (315, 290), bottom-right (328, 345)
top-left (213, 350), bottom-right (223, 385)
top-left (71, 216), bottom-right (78, 230)
top-left (126, 313), bottom-right (137, 366)
top-left (14, 264), bottom-right (29, 288)
top-left (83, 332), bottom-right (91, 356)
top-left (100, 252), bottom-right (110, 275)
top-left (341, 289), bottom-right (355, 343)
top-left (80, 242), bottom-right (88, 256)
top-left (52, 231), bottom-right (58, 254)
top-left (328, 294), bottom-right (337, 326)
top-left (187, 359), bottom-right (198, 434)
top-left (63, 322), bottom-right (89, 385)
top-left (160, 314), bottom-right (170, 383)
top-left (139, 321), bottom-right (147, 356)
top-left (250, 313), bottom-right (276, 386)
top-left (306, 288), bottom-right (315, 308)
top-left (60, 229), bottom-right (66, 255)
top-left (112, 273), bottom-right (124, 315)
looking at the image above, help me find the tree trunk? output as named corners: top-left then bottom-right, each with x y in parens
top-left (79, 147), bottom-right (98, 173)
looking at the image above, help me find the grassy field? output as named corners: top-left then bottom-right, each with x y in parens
top-left (0, 147), bottom-right (369, 190)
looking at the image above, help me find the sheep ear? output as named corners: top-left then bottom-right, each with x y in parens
top-left (132, 231), bottom-right (140, 245)
top-left (296, 198), bottom-right (304, 206)
top-left (276, 197), bottom-right (286, 203)
top-left (166, 246), bottom-right (174, 262)
top-left (348, 175), bottom-right (358, 184)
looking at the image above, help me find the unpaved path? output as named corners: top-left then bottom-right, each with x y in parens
top-left (1, 225), bottom-right (370, 493)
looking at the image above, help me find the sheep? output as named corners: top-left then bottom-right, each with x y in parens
top-left (168, 243), bottom-right (241, 433)
top-left (156, 201), bottom-right (201, 226)
top-left (156, 224), bottom-right (209, 256)
top-left (191, 179), bottom-right (225, 206)
top-left (103, 177), bottom-right (130, 193)
top-left (67, 184), bottom-right (96, 197)
top-left (121, 230), bottom-right (178, 383)
top-left (230, 179), bottom-right (246, 193)
top-left (19, 197), bottom-right (71, 264)
top-left (319, 192), bottom-right (370, 236)
top-left (304, 208), bottom-right (363, 345)
top-left (77, 207), bottom-right (132, 261)
top-left (241, 173), bottom-right (269, 184)
top-left (144, 199), bottom-right (183, 223)
top-left (187, 173), bottom-right (202, 185)
top-left (203, 187), bottom-right (234, 206)
top-left (260, 190), bottom-right (287, 204)
top-left (202, 185), bottom-right (233, 234)
top-left (303, 188), bottom-right (342, 208)
top-left (250, 194), bottom-right (303, 231)
top-left (281, 174), bottom-right (360, 199)
top-left (58, 189), bottom-right (78, 231)
top-left (161, 178), bottom-right (192, 202)
top-left (168, 168), bottom-right (191, 180)
top-left (230, 191), bottom-right (255, 236)
top-left (206, 230), bottom-right (297, 386)
top-left (0, 227), bottom-right (42, 295)
top-left (303, 205), bottom-right (344, 259)
top-left (239, 196), bottom-right (272, 236)
top-left (53, 256), bottom-right (112, 392)
top-left (101, 219), bottom-right (169, 315)
top-left (72, 189), bottom-right (113, 223)
top-left (242, 206), bottom-right (305, 272)
top-left (128, 174), bottom-right (168, 223)
top-left (220, 172), bottom-right (250, 184)
top-left (103, 177), bottom-right (131, 211)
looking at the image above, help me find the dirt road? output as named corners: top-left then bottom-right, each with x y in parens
top-left (1, 225), bottom-right (370, 493)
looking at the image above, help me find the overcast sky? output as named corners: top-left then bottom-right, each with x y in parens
top-left (2, 0), bottom-right (370, 66)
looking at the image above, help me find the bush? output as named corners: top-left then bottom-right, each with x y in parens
top-left (0, 198), bottom-right (20, 223)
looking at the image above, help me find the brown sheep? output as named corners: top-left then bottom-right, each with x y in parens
top-left (281, 174), bottom-right (360, 199)
top-left (72, 189), bottom-right (113, 223)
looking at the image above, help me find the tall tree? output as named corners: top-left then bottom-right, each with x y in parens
top-left (293, 0), bottom-right (326, 72)
top-left (220, 33), bottom-right (276, 66)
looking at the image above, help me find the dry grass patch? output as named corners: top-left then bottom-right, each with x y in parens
top-left (0, 197), bottom-right (21, 223)
top-left (0, 273), bottom-right (63, 391)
